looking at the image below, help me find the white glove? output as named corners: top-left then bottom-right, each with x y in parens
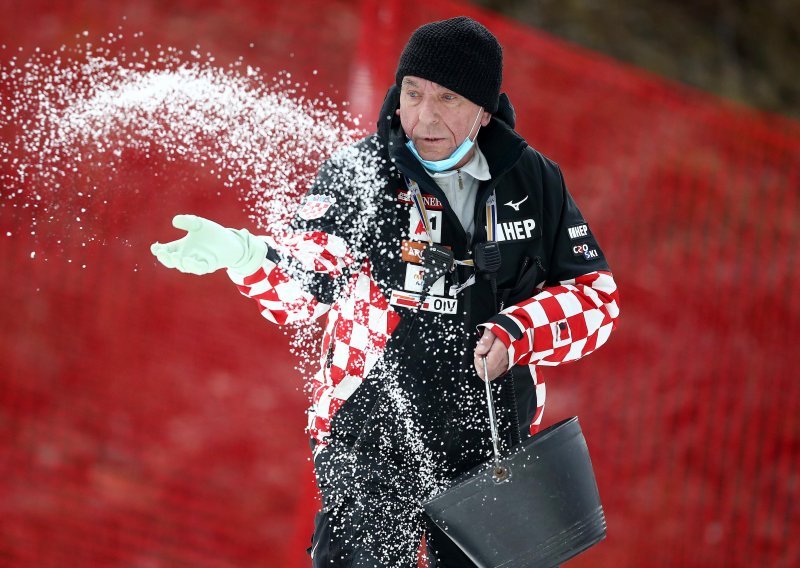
top-left (150, 214), bottom-right (267, 276)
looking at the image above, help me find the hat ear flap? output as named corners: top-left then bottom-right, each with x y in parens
top-left (493, 93), bottom-right (516, 129)
top-left (380, 85), bottom-right (402, 131)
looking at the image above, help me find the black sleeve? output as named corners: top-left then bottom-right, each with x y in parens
top-left (283, 142), bottom-right (375, 305)
top-left (544, 163), bottom-right (610, 284)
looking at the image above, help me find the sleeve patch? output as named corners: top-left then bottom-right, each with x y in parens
top-left (567, 222), bottom-right (591, 240)
top-left (551, 319), bottom-right (571, 347)
top-left (298, 194), bottom-right (336, 220)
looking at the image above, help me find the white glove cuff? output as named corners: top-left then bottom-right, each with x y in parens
top-left (227, 229), bottom-right (268, 276)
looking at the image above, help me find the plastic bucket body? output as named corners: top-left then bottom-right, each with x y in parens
top-left (422, 417), bottom-right (606, 568)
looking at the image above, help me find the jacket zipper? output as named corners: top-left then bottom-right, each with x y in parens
top-left (499, 256), bottom-right (532, 311)
top-left (460, 231), bottom-right (473, 384)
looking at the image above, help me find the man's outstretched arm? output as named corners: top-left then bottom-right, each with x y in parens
top-left (151, 214), bottom-right (349, 325)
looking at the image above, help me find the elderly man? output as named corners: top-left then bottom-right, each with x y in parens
top-left (152, 16), bottom-right (619, 568)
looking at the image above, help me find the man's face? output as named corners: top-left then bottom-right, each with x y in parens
top-left (397, 76), bottom-right (491, 166)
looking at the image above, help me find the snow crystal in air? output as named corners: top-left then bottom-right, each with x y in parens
top-left (1, 32), bottom-right (465, 558)
top-left (1, 31), bottom-right (373, 253)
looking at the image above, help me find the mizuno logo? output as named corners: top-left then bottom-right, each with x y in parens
top-left (504, 195), bottom-right (529, 211)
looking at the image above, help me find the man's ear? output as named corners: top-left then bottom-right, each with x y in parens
top-left (480, 111), bottom-right (491, 127)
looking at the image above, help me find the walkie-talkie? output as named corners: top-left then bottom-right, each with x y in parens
top-left (474, 242), bottom-right (502, 275)
top-left (474, 241), bottom-right (502, 300)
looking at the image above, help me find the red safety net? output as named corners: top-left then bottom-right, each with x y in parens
top-left (1, 0), bottom-right (798, 566)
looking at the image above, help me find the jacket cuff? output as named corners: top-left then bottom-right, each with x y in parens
top-left (485, 313), bottom-right (525, 340)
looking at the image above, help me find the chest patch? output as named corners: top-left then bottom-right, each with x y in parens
top-left (397, 189), bottom-right (443, 210)
top-left (401, 239), bottom-right (425, 264)
top-left (403, 263), bottom-right (446, 296)
top-left (495, 218), bottom-right (540, 242)
top-left (408, 208), bottom-right (442, 243)
top-left (389, 290), bottom-right (458, 315)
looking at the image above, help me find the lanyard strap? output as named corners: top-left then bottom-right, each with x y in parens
top-left (404, 176), bottom-right (498, 296)
top-left (406, 177), bottom-right (434, 245)
top-left (485, 191), bottom-right (498, 242)
top-left (405, 176), bottom-right (497, 248)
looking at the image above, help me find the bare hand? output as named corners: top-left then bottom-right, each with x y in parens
top-left (473, 329), bottom-right (509, 381)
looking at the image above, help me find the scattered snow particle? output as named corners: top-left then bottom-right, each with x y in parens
top-left (3, 34), bottom-right (393, 431)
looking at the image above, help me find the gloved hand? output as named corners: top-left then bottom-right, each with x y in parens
top-left (150, 214), bottom-right (267, 276)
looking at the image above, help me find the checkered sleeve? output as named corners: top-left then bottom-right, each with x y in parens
top-left (306, 260), bottom-right (401, 448)
top-left (478, 270), bottom-right (619, 368)
top-left (225, 230), bottom-right (354, 325)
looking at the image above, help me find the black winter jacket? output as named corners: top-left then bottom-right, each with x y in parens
top-left (254, 86), bottom-right (616, 503)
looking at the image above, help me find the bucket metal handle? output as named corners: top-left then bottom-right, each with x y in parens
top-left (483, 356), bottom-right (510, 483)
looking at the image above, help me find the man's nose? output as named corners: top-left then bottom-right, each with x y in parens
top-left (417, 98), bottom-right (440, 125)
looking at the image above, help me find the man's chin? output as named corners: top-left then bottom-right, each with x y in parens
top-left (415, 148), bottom-right (450, 162)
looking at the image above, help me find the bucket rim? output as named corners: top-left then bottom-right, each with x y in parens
top-left (423, 416), bottom-right (583, 505)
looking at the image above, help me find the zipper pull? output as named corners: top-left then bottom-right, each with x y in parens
top-left (457, 170), bottom-right (464, 190)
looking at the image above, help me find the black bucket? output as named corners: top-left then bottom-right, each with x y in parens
top-left (422, 416), bottom-right (606, 568)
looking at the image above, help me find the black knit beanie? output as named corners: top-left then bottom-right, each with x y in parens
top-left (395, 16), bottom-right (503, 113)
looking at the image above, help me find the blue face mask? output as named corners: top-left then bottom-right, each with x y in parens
top-left (406, 108), bottom-right (484, 172)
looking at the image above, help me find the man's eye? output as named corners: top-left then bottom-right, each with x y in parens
top-left (442, 94), bottom-right (457, 102)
